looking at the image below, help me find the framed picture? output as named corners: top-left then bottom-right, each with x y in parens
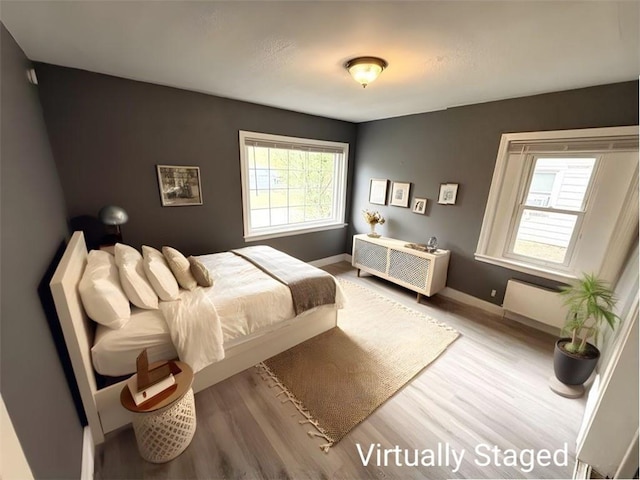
top-left (157, 165), bottom-right (203, 206)
top-left (390, 181), bottom-right (411, 207)
top-left (438, 183), bottom-right (459, 205)
top-left (412, 197), bottom-right (427, 214)
top-left (369, 179), bottom-right (388, 205)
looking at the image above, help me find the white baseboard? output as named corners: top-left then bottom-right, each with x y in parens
top-left (439, 287), bottom-right (563, 335)
top-left (504, 310), bottom-right (561, 336)
top-left (573, 459), bottom-right (592, 479)
top-left (311, 255), bottom-right (503, 316)
top-left (81, 426), bottom-right (94, 480)
top-left (309, 253), bottom-right (351, 267)
top-left (437, 286), bottom-right (504, 316)
top-left (310, 254), bottom-right (562, 336)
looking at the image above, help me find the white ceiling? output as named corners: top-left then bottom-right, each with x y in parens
top-left (2, 1), bottom-right (639, 123)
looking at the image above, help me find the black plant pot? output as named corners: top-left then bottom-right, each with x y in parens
top-left (554, 338), bottom-right (600, 385)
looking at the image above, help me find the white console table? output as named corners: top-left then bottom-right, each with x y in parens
top-left (352, 234), bottom-right (450, 301)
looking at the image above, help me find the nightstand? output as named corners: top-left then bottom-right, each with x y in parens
top-left (120, 361), bottom-right (196, 463)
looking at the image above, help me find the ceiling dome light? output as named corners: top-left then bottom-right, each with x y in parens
top-left (345, 56), bottom-right (388, 88)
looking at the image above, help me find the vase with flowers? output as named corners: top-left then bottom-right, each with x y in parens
top-left (362, 209), bottom-right (385, 238)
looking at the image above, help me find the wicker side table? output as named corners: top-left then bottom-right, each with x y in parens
top-left (121, 361), bottom-right (196, 463)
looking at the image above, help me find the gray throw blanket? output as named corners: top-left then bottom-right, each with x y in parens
top-left (231, 246), bottom-right (336, 316)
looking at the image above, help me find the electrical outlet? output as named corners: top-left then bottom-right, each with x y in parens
top-left (490, 289), bottom-right (497, 298)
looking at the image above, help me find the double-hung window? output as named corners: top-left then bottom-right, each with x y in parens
top-left (239, 131), bottom-right (349, 241)
top-left (507, 156), bottom-right (597, 267)
top-left (476, 126), bottom-right (638, 283)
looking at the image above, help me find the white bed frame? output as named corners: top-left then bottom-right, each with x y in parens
top-left (50, 231), bottom-right (338, 444)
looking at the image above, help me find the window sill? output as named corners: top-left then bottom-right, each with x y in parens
top-left (244, 223), bottom-right (347, 242)
top-left (474, 253), bottom-right (576, 284)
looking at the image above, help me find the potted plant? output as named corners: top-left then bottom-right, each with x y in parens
top-left (554, 273), bottom-right (618, 385)
top-left (362, 209), bottom-right (385, 238)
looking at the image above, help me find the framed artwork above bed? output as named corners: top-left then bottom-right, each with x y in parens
top-left (157, 165), bottom-right (203, 207)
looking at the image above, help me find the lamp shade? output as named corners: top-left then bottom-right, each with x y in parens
top-left (98, 205), bottom-right (128, 226)
top-left (345, 56), bottom-right (388, 88)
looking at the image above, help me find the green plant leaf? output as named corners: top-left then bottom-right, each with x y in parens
top-left (558, 273), bottom-right (619, 346)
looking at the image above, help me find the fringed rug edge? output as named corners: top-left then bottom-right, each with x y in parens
top-left (256, 362), bottom-right (336, 453)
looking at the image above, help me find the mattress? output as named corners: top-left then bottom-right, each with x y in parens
top-left (91, 250), bottom-right (343, 377)
top-left (91, 308), bottom-right (177, 376)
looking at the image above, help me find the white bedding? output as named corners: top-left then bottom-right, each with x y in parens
top-left (159, 285), bottom-right (223, 373)
top-left (92, 308), bottom-right (178, 376)
top-left (91, 251), bottom-right (345, 376)
top-left (199, 252), bottom-right (298, 338)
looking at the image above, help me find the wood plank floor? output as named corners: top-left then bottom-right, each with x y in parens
top-left (95, 262), bottom-right (585, 479)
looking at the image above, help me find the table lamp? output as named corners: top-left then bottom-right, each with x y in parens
top-left (99, 205), bottom-right (128, 245)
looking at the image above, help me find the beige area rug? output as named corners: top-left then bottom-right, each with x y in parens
top-left (258, 279), bottom-right (460, 451)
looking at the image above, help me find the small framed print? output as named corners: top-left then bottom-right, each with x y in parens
top-left (390, 181), bottom-right (411, 207)
top-left (412, 198), bottom-right (427, 214)
top-left (438, 183), bottom-right (459, 205)
top-left (369, 179), bottom-right (389, 205)
top-left (157, 165), bottom-right (203, 206)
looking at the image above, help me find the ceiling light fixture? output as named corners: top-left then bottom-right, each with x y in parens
top-left (345, 56), bottom-right (388, 88)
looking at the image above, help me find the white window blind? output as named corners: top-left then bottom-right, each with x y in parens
top-left (506, 136), bottom-right (639, 154)
top-left (244, 138), bottom-right (345, 154)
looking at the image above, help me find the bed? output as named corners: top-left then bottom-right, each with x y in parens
top-left (50, 231), bottom-right (342, 444)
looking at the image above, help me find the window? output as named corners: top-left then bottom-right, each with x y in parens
top-left (239, 131), bottom-right (349, 241)
top-left (508, 157), bottom-right (597, 266)
top-left (476, 126), bottom-right (638, 283)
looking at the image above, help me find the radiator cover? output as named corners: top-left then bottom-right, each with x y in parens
top-left (503, 279), bottom-right (568, 328)
top-left (352, 234), bottom-right (450, 297)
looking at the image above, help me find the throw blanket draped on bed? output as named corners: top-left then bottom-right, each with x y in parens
top-left (231, 246), bottom-right (336, 315)
top-left (159, 288), bottom-right (224, 373)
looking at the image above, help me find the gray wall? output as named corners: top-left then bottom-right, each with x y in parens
top-left (1, 24), bottom-right (82, 479)
top-left (35, 64), bottom-right (357, 262)
top-left (29, 62), bottom-right (638, 308)
top-left (351, 81), bottom-right (639, 304)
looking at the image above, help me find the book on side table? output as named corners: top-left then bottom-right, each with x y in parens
top-left (127, 374), bottom-right (176, 407)
top-left (128, 349), bottom-right (181, 408)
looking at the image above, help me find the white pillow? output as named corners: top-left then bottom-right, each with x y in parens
top-left (114, 244), bottom-right (159, 309)
top-left (162, 246), bottom-right (197, 290)
top-left (142, 245), bottom-right (180, 301)
top-left (79, 250), bottom-right (131, 329)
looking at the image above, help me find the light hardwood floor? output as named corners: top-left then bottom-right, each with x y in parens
top-left (95, 262), bottom-right (585, 479)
